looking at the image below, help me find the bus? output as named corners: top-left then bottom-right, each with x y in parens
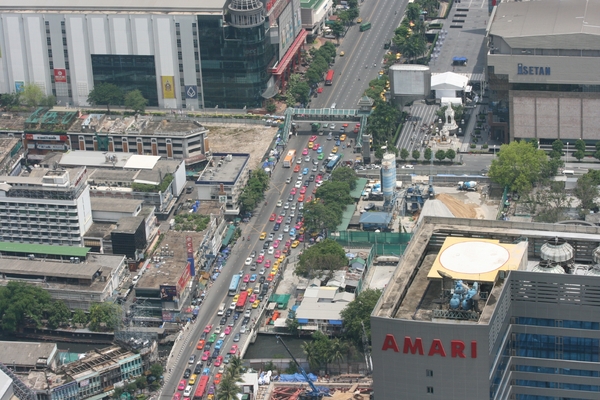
top-left (326, 154), bottom-right (342, 171)
top-left (360, 22), bottom-right (371, 32)
top-left (193, 375), bottom-right (209, 399)
top-left (228, 275), bottom-right (241, 296)
top-left (236, 291), bottom-right (248, 311)
top-left (283, 149), bottom-right (296, 168)
top-left (325, 69), bottom-right (334, 86)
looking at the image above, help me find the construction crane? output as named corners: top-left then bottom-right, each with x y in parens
top-left (360, 322), bottom-right (372, 375)
top-left (275, 335), bottom-right (329, 399)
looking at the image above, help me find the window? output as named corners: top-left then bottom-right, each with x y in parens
top-left (427, 387), bottom-right (434, 394)
top-left (426, 370), bottom-right (433, 377)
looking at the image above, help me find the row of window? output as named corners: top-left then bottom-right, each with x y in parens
top-left (515, 379), bottom-right (599, 392)
top-left (0, 203), bottom-right (77, 209)
top-left (515, 317), bottom-right (600, 330)
top-left (516, 365), bottom-right (599, 377)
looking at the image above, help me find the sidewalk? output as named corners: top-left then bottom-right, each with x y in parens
top-left (459, 104), bottom-right (482, 153)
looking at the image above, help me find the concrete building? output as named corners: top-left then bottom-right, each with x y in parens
top-left (0, 369), bottom-right (14, 400)
top-left (0, 251), bottom-right (127, 310)
top-left (0, 0), bottom-right (305, 109)
top-left (300, 0), bottom-right (334, 36)
top-left (0, 137), bottom-right (25, 176)
top-left (295, 286), bottom-right (353, 334)
top-left (487, 0), bottom-right (600, 145)
top-left (0, 342), bottom-right (59, 373)
top-left (372, 216), bottom-right (600, 400)
top-left (195, 153), bottom-right (250, 216)
top-left (0, 166), bottom-right (92, 246)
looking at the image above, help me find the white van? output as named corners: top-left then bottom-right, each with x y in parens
top-left (562, 170), bottom-right (574, 176)
top-left (183, 386), bottom-right (193, 397)
top-left (217, 302), bottom-right (226, 316)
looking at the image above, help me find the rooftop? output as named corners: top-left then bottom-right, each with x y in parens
top-left (63, 346), bottom-right (137, 380)
top-left (0, 242), bottom-right (90, 257)
top-left (91, 197), bottom-right (143, 214)
top-left (69, 114), bottom-right (208, 137)
top-left (0, 341), bottom-right (56, 368)
top-left (57, 151), bottom-right (161, 170)
top-left (0, 0), bottom-right (227, 13)
top-left (490, 0), bottom-right (600, 49)
top-left (197, 153), bottom-right (249, 185)
top-left (0, 137), bottom-right (21, 162)
top-left (374, 217), bottom-right (600, 325)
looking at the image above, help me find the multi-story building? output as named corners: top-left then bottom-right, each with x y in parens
top-left (486, 0), bottom-right (600, 145)
top-left (300, 0), bottom-right (334, 36)
top-left (195, 153), bottom-right (250, 216)
top-left (0, 0), bottom-right (305, 109)
top-left (372, 216), bottom-right (600, 400)
top-left (0, 166), bottom-right (92, 246)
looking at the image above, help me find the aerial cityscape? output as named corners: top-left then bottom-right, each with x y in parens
top-left (0, 0), bottom-right (599, 399)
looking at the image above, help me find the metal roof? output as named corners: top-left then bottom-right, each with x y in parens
top-left (0, 0), bottom-right (227, 12)
top-left (491, 0), bottom-right (600, 49)
top-left (0, 242), bottom-right (90, 257)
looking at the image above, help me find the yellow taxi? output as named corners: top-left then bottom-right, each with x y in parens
top-left (279, 255), bottom-right (286, 262)
top-left (233, 294), bottom-right (240, 302)
top-left (273, 260), bottom-right (280, 269)
top-left (332, 146), bottom-right (338, 153)
top-left (357, 18), bottom-right (362, 23)
top-left (252, 300), bottom-right (260, 308)
top-left (259, 231), bottom-right (267, 240)
top-left (308, 141), bottom-right (314, 148)
top-left (292, 240), bottom-right (300, 248)
top-left (340, 134), bottom-right (347, 141)
top-left (270, 270), bottom-right (277, 277)
top-left (247, 288), bottom-right (253, 295)
top-left (340, 51), bottom-right (345, 56)
top-left (299, 227), bottom-right (305, 235)
top-left (188, 374), bottom-right (197, 385)
top-left (396, 52), bottom-right (401, 60)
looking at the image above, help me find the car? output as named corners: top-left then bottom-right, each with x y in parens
top-left (290, 210), bottom-right (296, 217)
top-left (250, 250), bottom-right (256, 258)
top-left (283, 225), bottom-right (290, 233)
top-left (259, 231), bottom-right (267, 240)
top-left (183, 386), bottom-right (193, 397)
top-left (312, 143), bottom-right (319, 151)
top-left (250, 274), bottom-right (257, 282)
top-left (173, 393), bottom-right (182, 400)
top-left (244, 257), bottom-right (253, 266)
top-left (290, 187), bottom-right (297, 195)
top-left (188, 354), bottom-right (196, 364)
top-left (243, 274), bottom-right (250, 283)
top-left (305, 155), bottom-right (311, 162)
top-left (233, 332), bottom-right (241, 342)
top-left (215, 339), bottom-right (224, 351)
top-left (215, 326), bottom-right (223, 334)
top-left (208, 333), bottom-right (217, 343)
top-left (183, 368), bottom-right (192, 379)
top-left (293, 164), bottom-right (301, 173)
top-left (247, 287), bottom-right (254, 295)
top-left (240, 325), bottom-right (248, 334)
top-left (291, 239), bottom-right (301, 248)
top-left (252, 299), bottom-right (261, 308)
top-left (302, 167), bottom-right (309, 175)
top-left (280, 209), bottom-right (287, 216)
top-left (178, 380), bottom-right (187, 391)
top-left (273, 240), bottom-right (281, 248)
top-left (259, 267), bottom-right (266, 275)
top-left (285, 216), bottom-right (292, 225)
top-left (301, 148), bottom-right (308, 156)
top-left (298, 194), bottom-right (305, 202)
top-left (294, 180), bottom-right (302, 188)
top-left (274, 250), bottom-right (281, 258)
top-left (202, 367), bottom-right (210, 376)
top-left (204, 324), bottom-right (213, 333)
top-left (284, 202), bottom-right (290, 209)
top-left (223, 326), bottom-right (232, 335)
top-left (285, 177), bottom-right (291, 183)
top-left (273, 223), bottom-right (280, 231)
top-left (263, 240), bottom-right (271, 249)
top-left (310, 135), bottom-right (318, 142)
top-left (290, 228), bottom-right (297, 237)
top-left (229, 345), bottom-right (239, 354)
top-left (250, 262), bottom-right (257, 271)
top-left (332, 146), bottom-right (338, 153)
top-left (214, 356), bottom-right (223, 367)
top-left (297, 157), bottom-right (302, 164)
top-left (269, 213), bottom-right (276, 221)
top-left (309, 175), bottom-right (315, 182)
top-left (194, 363), bottom-right (203, 375)
top-left (297, 173), bottom-right (303, 181)
top-left (188, 374), bottom-right (198, 385)
top-left (264, 259), bottom-right (272, 268)
top-left (267, 233), bottom-right (274, 241)
top-left (329, 123), bottom-right (336, 130)
top-left (299, 186), bottom-right (307, 195)
top-left (197, 339), bottom-right (206, 350)
top-left (249, 294), bottom-right (257, 303)
top-left (340, 134), bottom-right (347, 141)
top-left (401, 164), bottom-right (414, 169)
top-left (267, 246), bottom-right (274, 254)
top-left (213, 373), bottom-right (223, 385)
top-left (220, 316), bottom-right (228, 325)
top-left (287, 195), bottom-right (294, 202)
top-left (259, 276), bottom-right (266, 284)
top-left (277, 233), bottom-right (284, 241)
top-left (201, 351), bottom-right (210, 361)
top-left (318, 153), bottom-right (324, 160)
top-left (299, 202), bottom-right (304, 210)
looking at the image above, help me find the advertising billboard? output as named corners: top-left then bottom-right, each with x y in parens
top-left (162, 76), bottom-right (176, 99)
top-left (54, 69), bottom-right (67, 83)
top-left (160, 285), bottom-right (178, 301)
top-left (177, 262), bottom-right (192, 294)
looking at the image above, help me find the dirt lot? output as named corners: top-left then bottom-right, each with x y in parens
top-left (205, 123), bottom-right (277, 170)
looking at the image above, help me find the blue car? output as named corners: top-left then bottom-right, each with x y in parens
top-left (302, 167), bottom-right (309, 175)
top-left (289, 228), bottom-right (296, 237)
top-left (202, 367), bottom-right (210, 376)
top-left (317, 147), bottom-right (323, 154)
top-left (250, 274), bottom-right (257, 282)
top-left (215, 339), bottom-right (224, 350)
top-left (273, 223), bottom-right (280, 231)
top-left (335, 140), bottom-right (341, 146)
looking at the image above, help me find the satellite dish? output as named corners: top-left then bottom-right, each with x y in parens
top-left (437, 270), bottom-right (453, 280)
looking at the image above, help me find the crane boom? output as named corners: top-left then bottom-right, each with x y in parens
top-left (275, 335), bottom-right (322, 397)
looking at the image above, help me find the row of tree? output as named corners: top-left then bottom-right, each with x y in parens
top-left (0, 84), bottom-right (56, 110)
top-left (374, 144), bottom-right (456, 163)
top-left (0, 282), bottom-right (120, 333)
top-left (112, 364), bottom-right (164, 398)
top-left (87, 83), bottom-right (149, 113)
top-left (238, 169), bottom-right (270, 214)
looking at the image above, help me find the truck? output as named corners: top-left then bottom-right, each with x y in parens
top-left (217, 302), bottom-right (226, 316)
top-left (311, 123), bottom-right (321, 132)
top-left (458, 181), bottom-right (477, 191)
top-left (360, 22), bottom-right (372, 32)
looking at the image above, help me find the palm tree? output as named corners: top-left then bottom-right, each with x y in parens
top-left (301, 340), bottom-right (319, 371)
top-left (216, 375), bottom-right (241, 400)
top-left (227, 355), bottom-right (243, 379)
top-left (329, 338), bottom-right (347, 375)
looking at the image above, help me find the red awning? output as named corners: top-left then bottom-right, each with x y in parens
top-left (270, 30), bottom-right (308, 75)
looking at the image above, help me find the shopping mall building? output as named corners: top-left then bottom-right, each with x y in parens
top-left (372, 217), bottom-right (600, 400)
top-left (486, 0), bottom-right (600, 145)
top-left (0, 0), bottom-right (305, 109)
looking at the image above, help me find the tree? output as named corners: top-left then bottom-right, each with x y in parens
top-left (88, 83), bottom-right (123, 113)
top-left (21, 84), bottom-right (46, 107)
top-left (574, 138), bottom-right (586, 152)
top-left (303, 200), bottom-right (342, 234)
top-left (573, 149), bottom-right (585, 161)
top-left (124, 90), bottom-right (148, 113)
top-left (316, 181), bottom-right (353, 208)
top-left (329, 338), bottom-right (348, 375)
top-left (135, 376), bottom-right (147, 392)
top-left (149, 363), bottom-right (163, 379)
top-left (217, 371), bottom-right (242, 400)
top-left (296, 239), bottom-right (347, 278)
top-left (301, 340), bottom-right (319, 371)
top-left (405, 3), bottom-right (421, 22)
top-left (305, 68), bottom-right (322, 86)
top-left (400, 148), bottom-right (409, 161)
top-left (411, 149), bottom-right (420, 161)
top-left (445, 148), bottom-right (456, 161)
top-left (0, 93), bottom-right (21, 109)
top-left (574, 173), bottom-right (599, 210)
top-left (47, 300), bottom-right (71, 329)
top-left (331, 21), bottom-right (345, 43)
top-left (72, 309), bottom-right (88, 325)
top-left (374, 144), bottom-right (398, 161)
top-left (435, 149), bottom-right (446, 161)
top-left (550, 139), bottom-right (564, 159)
top-left (330, 167), bottom-right (358, 190)
top-left (521, 182), bottom-right (571, 223)
top-left (125, 383), bottom-right (137, 395)
top-left (266, 101), bottom-right (277, 114)
top-left (488, 141), bottom-right (549, 194)
top-left (423, 147), bottom-right (432, 161)
top-left (88, 302), bottom-right (120, 332)
top-left (0, 281), bottom-right (54, 333)
top-left (286, 316), bottom-right (300, 335)
top-left (340, 289), bottom-right (382, 347)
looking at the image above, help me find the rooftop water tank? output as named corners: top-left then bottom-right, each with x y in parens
top-left (540, 237), bottom-right (573, 263)
top-left (532, 260), bottom-right (566, 274)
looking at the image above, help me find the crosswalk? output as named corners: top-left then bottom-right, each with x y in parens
top-left (395, 102), bottom-right (440, 157)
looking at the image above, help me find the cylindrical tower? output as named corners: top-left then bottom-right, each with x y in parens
top-left (228, 0), bottom-right (265, 28)
top-left (381, 152), bottom-right (396, 203)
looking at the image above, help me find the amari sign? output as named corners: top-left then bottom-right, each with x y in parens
top-left (517, 63), bottom-right (551, 76)
top-left (382, 334), bottom-right (477, 358)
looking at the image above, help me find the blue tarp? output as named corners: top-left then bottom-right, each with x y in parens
top-left (279, 373), bottom-right (318, 382)
top-left (453, 56), bottom-right (467, 62)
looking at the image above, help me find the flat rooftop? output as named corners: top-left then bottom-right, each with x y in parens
top-left (0, 341), bottom-right (56, 368)
top-left (0, 138), bottom-right (20, 162)
top-left (1, 167), bottom-right (84, 187)
top-left (197, 153), bottom-right (249, 185)
top-left (57, 151), bottom-right (161, 170)
top-left (0, 254), bottom-right (122, 280)
top-left (91, 197), bottom-right (143, 214)
top-left (0, 0), bottom-right (227, 13)
top-left (69, 114), bottom-right (208, 137)
top-left (138, 230), bottom-right (206, 288)
top-left (375, 217), bottom-right (600, 325)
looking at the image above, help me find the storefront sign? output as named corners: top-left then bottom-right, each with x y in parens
top-left (382, 334), bottom-right (477, 358)
top-left (54, 69), bottom-right (67, 82)
top-left (185, 85), bottom-right (198, 99)
top-left (35, 144), bottom-right (68, 150)
top-left (160, 285), bottom-right (178, 301)
top-left (25, 134), bottom-right (69, 141)
top-left (517, 64), bottom-right (551, 76)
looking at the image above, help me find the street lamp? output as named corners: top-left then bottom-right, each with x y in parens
top-left (493, 145), bottom-right (496, 157)
top-left (566, 142), bottom-right (569, 166)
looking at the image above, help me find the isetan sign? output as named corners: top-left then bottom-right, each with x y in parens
top-left (382, 335), bottom-right (477, 358)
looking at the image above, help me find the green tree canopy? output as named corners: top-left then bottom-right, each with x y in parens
top-left (400, 148), bottom-right (409, 161)
top-left (330, 167), bottom-right (358, 190)
top-left (316, 181), bottom-right (353, 207)
top-left (0, 93), bottom-right (21, 109)
top-left (445, 148), bottom-right (456, 161)
top-left (124, 90), bottom-right (148, 113)
top-left (574, 173), bottom-right (599, 210)
top-left (340, 289), bottom-right (382, 347)
top-left (21, 84), bottom-right (46, 107)
top-left (488, 141), bottom-right (550, 194)
top-left (423, 147), bottom-right (432, 161)
top-left (412, 149), bottom-right (421, 161)
top-left (239, 169), bottom-right (270, 213)
top-left (88, 83), bottom-right (124, 113)
top-left (0, 281), bottom-right (53, 332)
top-left (435, 149), bottom-right (446, 161)
top-left (88, 302), bottom-right (120, 332)
top-left (303, 200), bottom-right (342, 234)
top-left (574, 139), bottom-right (586, 152)
top-left (296, 239), bottom-right (347, 278)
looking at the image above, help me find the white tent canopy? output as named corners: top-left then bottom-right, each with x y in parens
top-left (431, 72), bottom-right (469, 99)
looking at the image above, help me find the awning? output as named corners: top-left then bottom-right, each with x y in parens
top-left (270, 30), bottom-right (308, 75)
top-left (221, 224), bottom-right (236, 246)
top-left (452, 57), bottom-right (468, 62)
top-left (261, 76), bottom-right (279, 99)
top-left (329, 320), bottom-right (343, 325)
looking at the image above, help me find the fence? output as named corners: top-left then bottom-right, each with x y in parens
top-left (334, 231), bottom-right (412, 256)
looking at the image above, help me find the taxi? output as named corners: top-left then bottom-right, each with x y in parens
top-left (259, 231), bottom-right (267, 240)
top-left (332, 146), bottom-right (338, 153)
top-left (292, 240), bottom-right (300, 248)
top-left (252, 300), bottom-right (260, 308)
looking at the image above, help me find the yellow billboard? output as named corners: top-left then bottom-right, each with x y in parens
top-left (161, 76), bottom-right (175, 99)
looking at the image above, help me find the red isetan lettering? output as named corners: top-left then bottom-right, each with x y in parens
top-left (381, 334), bottom-right (399, 352)
top-left (403, 336), bottom-right (424, 355)
top-left (382, 335), bottom-right (477, 359)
